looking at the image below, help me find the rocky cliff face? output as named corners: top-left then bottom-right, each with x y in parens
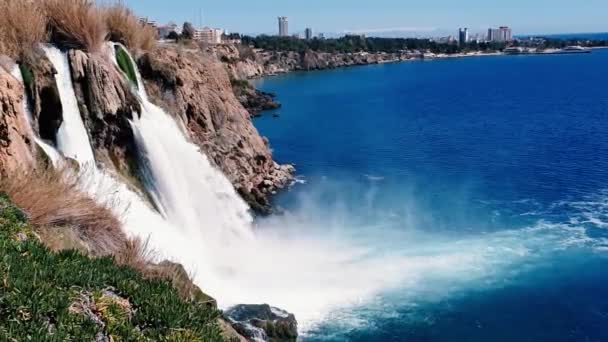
top-left (137, 47), bottom-right (293, 213)
top-left (209, 44), bottom-right (411, 80)
top-left (0, 65), bottom-right (34, 175)
top-left (1, 44), bottom-right (292, 214)
top-left (68, 48), bottom-right (142, 183)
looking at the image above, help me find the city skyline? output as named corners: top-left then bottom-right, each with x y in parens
top-left (122, 0), bottom-right (606, 37)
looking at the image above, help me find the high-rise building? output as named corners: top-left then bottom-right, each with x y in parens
top-left (488, 26), bottom-right (513, 42)
top-left (305, 28), bottom-right (313, 40)
top-left (458, 28), bottom-right (469, 45)
top-left (499, 26), bottom-right (513, 41)
top-left (278, 16), bottom-right (289, 36)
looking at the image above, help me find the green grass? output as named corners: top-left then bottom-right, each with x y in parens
top-left (0, 193), bottom-right (226, 341)
top-left (115, 45), bottom-right (139, 89)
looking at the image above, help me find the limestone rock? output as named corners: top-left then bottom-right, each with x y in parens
top-left (22, 48), bottom-right (63, 143)
top-left (0, 66), bottom-right (34, 175)
top-left (68, 49), bottom-right (142, 187)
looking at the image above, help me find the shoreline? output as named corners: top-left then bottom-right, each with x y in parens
top-left (246, 46), bottom-right (601, 81)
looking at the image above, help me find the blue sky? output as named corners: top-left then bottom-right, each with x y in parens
top-left (123, 0), bottom-right (607, 37)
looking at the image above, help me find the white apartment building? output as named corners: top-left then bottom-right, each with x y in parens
top-left (194, 27), bottom-right (224, 44)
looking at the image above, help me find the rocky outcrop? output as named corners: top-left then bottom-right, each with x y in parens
top-left (137, 47), bottom-right (293, 213)
top-left (68, 49), bottom-right (142, 184)
top-left (21, 49), bottom-right (63, 143)
top-left (225, 304), bottom-right (298, 342)
top-left (232, 78), bottom-right (281, 117)
top-left (210, 44), bottom-right (411, 80)
top-left (0, 66), bottom-right (34, 175)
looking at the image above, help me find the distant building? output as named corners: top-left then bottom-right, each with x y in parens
top-left (458, 28), bottom-right (469, 45)
top-left (305, 28), bottom-right (313, 40)
top-left (139, 17), bottom-right (157, 29)
top-left (488, 26), bottom-right (513, 42)
top-left (158, 23), bottom-right (180, 39)
top-left (318, 33), bottom-right (325, 39)
top-left (278, 16), bottom-right (289, 36)
top-left (194, 27), bottom-right (224, 44)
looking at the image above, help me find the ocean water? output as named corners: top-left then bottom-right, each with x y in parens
top-left (253, 50), bottom-right (608, 341)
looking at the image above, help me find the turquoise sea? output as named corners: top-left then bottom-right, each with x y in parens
top-left (254, 49), bottom-right (608, 341)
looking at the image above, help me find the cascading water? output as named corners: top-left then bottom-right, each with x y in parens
top-left (110, 45), bottom-right (587, 330)
top-left (32, 42), bottom-right (598, 334)
top-left (42, 46), bottom-right (95, 165)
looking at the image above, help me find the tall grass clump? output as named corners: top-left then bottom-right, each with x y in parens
top-left (43, 0), bottom-right (107, 52)
top-left (103, 2), bottom-right (157, 51)
top-left (0, 166), bottom-right (126, 256)
top-left (0, 0), bottom-right (48, 59)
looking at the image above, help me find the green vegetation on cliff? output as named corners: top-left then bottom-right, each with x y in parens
top-left (115, 45), bottom-right (139, 89)
top-left (241, 34), bottom-right (507, 54)
top-left (0, 193), bottom-right (225, 341)
top-left (238, 34), bottom-right (608, 55)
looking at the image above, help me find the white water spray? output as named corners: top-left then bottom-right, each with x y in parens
top-left (35, 43), bottom-right (600, 333)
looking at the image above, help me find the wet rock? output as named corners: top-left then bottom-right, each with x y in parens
top-left (67, 49), bottom-right (143, 189)
top-left (21, 48), bottom-right (63, 144)
top-left (225, 304), bottom-right (298, 342)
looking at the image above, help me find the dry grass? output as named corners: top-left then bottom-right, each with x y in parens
top-left (43, 0), bottom-right (107, 52)
top-left (114, 236), bottom-right (155, 273)
top-left (0, 166), bottom-right (126, 256)
top-left (103, 2), bottom-right (157, 51)
top-left (0, 0), bottom-right (48, 59)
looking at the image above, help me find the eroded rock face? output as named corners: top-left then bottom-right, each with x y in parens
top-left (68, 49), bottom-right (142, 185)
top-left (0, 66), bottom-right (34, 175)
top-left (211, 44), bottom-right (410, 80)
top-left (22, 49), bottom-right (63, 143)
top-left (225, 304), bottom-right (298, 342)
top-left (137, 47), bottom-right (293, 213)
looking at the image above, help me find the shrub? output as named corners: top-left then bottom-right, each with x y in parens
top-left (0, 193), bottom-right (225, 341)
top-left (0, 0), bottom-right (48, 59)
top-left (0, 166), bottom-right (126, 257)
top-left (103, 2), bottom-right (157, 51)
top-left (43, 0), bottom-right (106, 52)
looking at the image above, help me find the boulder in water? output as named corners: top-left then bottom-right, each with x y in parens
top-left (225, 304), bottom-right (298, 341)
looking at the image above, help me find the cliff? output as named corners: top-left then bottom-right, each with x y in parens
top-left (1, 44), bottom-right (293, 214)
top-left (209, 44), bottom-right (411, 80)
top-left (137, 47), bottom-right (293, 213)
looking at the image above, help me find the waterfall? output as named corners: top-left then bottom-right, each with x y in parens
top-left (42, 46), bottom-right (95, 165)
top-left (31, 43), bottom-right (566, 333)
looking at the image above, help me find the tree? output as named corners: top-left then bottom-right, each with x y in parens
top-left (182, 22), bottom-right (195, 40)
top-left (167, 31), bottom-right (179, 41)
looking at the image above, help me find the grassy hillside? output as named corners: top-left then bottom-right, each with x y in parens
top-left (0, 193), bottom-right (226, 341)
